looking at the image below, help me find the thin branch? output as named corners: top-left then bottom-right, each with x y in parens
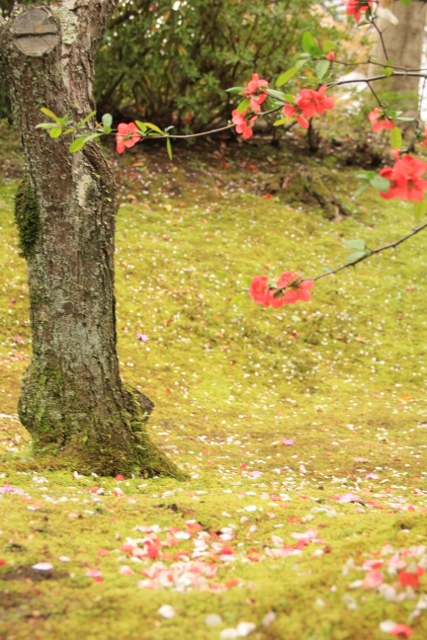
top-left (329, 71), bottom-right (427, 89)
top-left (144, 106), bottom-right (283, 140)
top-left (371, 18), bottom-right (389, 62)
top-left (308, 220), bottom-right (427, 284)
top-left (366, 81), bottom-right (383, 108)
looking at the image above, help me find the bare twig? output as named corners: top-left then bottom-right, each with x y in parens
top-left (309, 221), bottom-right (427, 284)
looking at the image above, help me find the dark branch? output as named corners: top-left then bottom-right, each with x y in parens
top-left (309, 221), bottom-right (427, 284)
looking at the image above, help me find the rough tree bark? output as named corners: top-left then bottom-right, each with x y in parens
top-left (369, 0), bottom-right (427, 114)
top-left (0, 2), bottom-right (184, 478)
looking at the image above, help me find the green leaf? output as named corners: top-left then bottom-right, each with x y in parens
top-left (414, 199), bottom-right (427, 221)
top-left (301, 31), bottom-right (316, 54)
top-left (83, 133), bottom-right (102, 144)
top-left (316, 60), bottom-right (330, 81)
top-left (40, 107), bottom-right (60, 122)
top-left (353, 183), bottom-right (369, 199)
top-left (68, 133), bottom-right (100, 153)
top-left (322, 40), bottom-right (336, 54)
top-left (283, 94), bottom-right (295, 104)
top-left (343, 239), bottom-right (366, 251)
top-left (370, 175), bottom-right (390, 192)
top-left (276, 67), bottom-right (298, 88)
top-left (102, 113), bottom-right (113, 129)
top-left (385, 66), bottom-right (393, 77)
top-left (226, 86), bottom-right (245, 94)
top-left (399, 0), bottom-right (412, 5)
top-left (166, 137), bottom-right (172, 160)
top-left (69, 137), bottom-right (87, 153)
top-left (229, 293), bottom-right (246, 306)
top-left (143, 122), bottom-right (165, 134)
top-left (266, 89), bottom-right (286, 101)
top-left (347, 251), bottom-right (367, 263)
top-left (273, 118), bottom-right (293, 127)
top-left (390, 126), bottom-right (402, 149)
top-left (35, 122), bottom-right (60, 130)
top-left (294, 59), bottom-right (307, 71)
top-left (396, 116), bottom-right (415, 122)
top-left (49, 127), bottom-right (62, 138)
top-left (236, 99), bottom-right (250, 113)
top-left (135, 121), bottom-right (147, 133)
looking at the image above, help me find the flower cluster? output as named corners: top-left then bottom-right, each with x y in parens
top-left (116, 122), bottom-right (141, 153)
top-left (379, 155), bottom-right (427, 203)
top-left (232, 74), bottom-right (269, 140)
top-left (243, 73), bottom-right (269, 113)
top-left (231, 110), bottom-right (257, 140)
top-left (343, 0), bottom-right (374, 23)
top-left (283, 85), bottom-right (335, 129)
top-left (249, 272), bottom-right (314, 308)
top-left (368, 107), bottom-right (395, 133)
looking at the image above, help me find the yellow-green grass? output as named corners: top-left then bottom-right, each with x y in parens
top-left (1, 136), bottom-right (427, 640)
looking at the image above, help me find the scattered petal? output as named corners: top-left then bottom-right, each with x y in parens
top-left (158, 604), bottom-right (176, 619)
top-left (205, 614), bottom-right (222, 627)
top-left (32, 562), bottom-right (53, 571)
top-left (236, 621), bottom-right (256, 637)
top-left (379, 620), bottom-right (413, 637)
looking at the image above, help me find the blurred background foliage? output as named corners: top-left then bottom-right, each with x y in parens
top-left (94, 0), bottom-right (345, 131)
top-left (0, 0), bottom-right (346, 131)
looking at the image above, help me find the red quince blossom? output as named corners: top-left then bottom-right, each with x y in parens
top-left (249, 272), bottom-right (314, 308)
top-left (116, 122), bottom-right (141, 153)
top-left (343, 0), bottom-right (374, 23)
top-left (368, 107), bottom-right (395, 132)
top-left (298, 85), bottom-right (335, 118)
top-left (232, 109), bottom-right (257, 140)
top-left (249, 276), bottom-right (269, 306)
top-left (276, 271), bottom-right (314, 303)
top-left (283, 103), bottom-right (309, 129)
top-left (283, 85), bottom-right (334, 129)
top-left (243, 73), bottom-right (269, 113)
top-left (326, 51), bottom-right (335, 62)
top-left (379, 155), bottom-right (427, 202)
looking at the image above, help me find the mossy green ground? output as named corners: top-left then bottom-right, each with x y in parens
top-left (1, 128), bottom-right (427, 639)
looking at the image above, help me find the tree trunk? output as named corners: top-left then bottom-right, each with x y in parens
top-left (369, 0), bottom-right (427, 115)
top-left (0, 3), bottom-right (184, 478)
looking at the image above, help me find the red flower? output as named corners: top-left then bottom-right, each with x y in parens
top-left (232, 109), bottom-right (256, 139)
top-left (249, 276), bottom-right (269, 306)
top-left (368, 107), bottom-right (395, 133)
top-left (116, 122), bottom-right (141, 153)
top-left (283, 104), bottom-right (309, 129)
top-left (245, 73), bottom-right (269, 95)
top-left (380, 155), bottom-right (427, 202)
top-left (343, 0), bottom-right (374, 23)
top-left (243, 73), bottom-right (269, 113)
top-left (249, 272), bottom-right (314, 308)
top-left (297, 85), bottom-right (335, 118)
top-left (283, 86), bottom-right (334, 128)
top-left (276, 271), bottom-right (314, 304)
top-left (326, 51), bottom-right (335, 62)
top-left (267, 289), bottom-right (286, 309)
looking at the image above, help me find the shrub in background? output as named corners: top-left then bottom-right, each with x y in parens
top-left (94, 0), bottom-right (345, 131)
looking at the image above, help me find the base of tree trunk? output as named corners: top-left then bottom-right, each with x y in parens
top-left (18, 370), bottom-right (186, 479)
